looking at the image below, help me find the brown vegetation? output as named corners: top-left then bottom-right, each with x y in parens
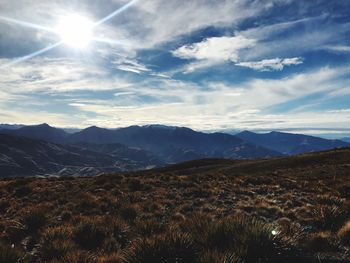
top-left (0, 148), bottom-right (350, 262)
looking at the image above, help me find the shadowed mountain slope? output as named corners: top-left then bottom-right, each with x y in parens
top-left (0, 134), bottom-right (162, 177)
top-left (0, 123), bottom-right (68, 144)
top-left (236, 130), bottom-right (349, 155)
top-left (68, 125), bottom-right (282, 162)
top-left (342, 137), bottom-right (350, 143)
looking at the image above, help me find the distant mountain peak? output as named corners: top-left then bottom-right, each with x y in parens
top-left (239, 130), bottom-right (256, 135)
top-left (86, 125), bottom-right (100, 130)
top-left (237, 130), bottom-right (350, 155)
top-left (36, 123), bottom-right (52, 128)
top-left (143, 124), bottom-right (184, 131)
top-left (269, 131), bottom-right (283, 134)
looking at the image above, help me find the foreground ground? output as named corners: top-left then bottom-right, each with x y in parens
top-left (0, 148), bottom-right (350, 262)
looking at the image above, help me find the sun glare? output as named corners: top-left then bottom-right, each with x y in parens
top-left (56, 14), bottom-right (93, 49)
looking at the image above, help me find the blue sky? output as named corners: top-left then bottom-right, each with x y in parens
top-left (0, 0), bottom-right (349, 137)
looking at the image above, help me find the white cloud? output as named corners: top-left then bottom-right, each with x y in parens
top-left (324, 45), bottom-right (350, 53)
top-left (0, 57), bottom-right (133, 93)
top-left (125, 0), bottom-right (273, 48)
top-left (236, 57), bottom-right (303, 71)
top-left (61, 65), bottom-right (350, 131)
top-left (172, 35), bottom-right (256, 73)
top-left (0, 59), bottom-right (349, 132)
top-left (173, 35), bottom-right (256, 62)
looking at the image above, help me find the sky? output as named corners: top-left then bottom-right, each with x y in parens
top-left (0, 0), bottom-right (350, 138)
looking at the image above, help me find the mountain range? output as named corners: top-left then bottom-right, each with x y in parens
top-left (236, 130), bottom-right (349, 155)
top-left (341, 137), bottom-right (350, 143)
top-left (0, 123), bottom-right (349, 177)
top-left (0, 133), bottom-right (163, 177)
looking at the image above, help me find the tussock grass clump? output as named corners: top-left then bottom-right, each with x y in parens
top-left (338, 221), bottom-right (350, 246)
top-left (102, 218), bottom-right (132, 252)
top-left (22, 208), bottom-right (48, 232)
top-left (72, 216), bottom-right (131, 252)
top-left (124, 232), bottom-right (199, 263)
top-left (98, 252), bottom-right (124, 263)
top-left (119, 206), bottom-right (138, 222)
top-left (182, 215), bottom-right (296, 262)
top-left (198, 250), bottom-right (240, 263)
top-left (312, 205), bottom-right (347, 231)
top-left (57, 250), bottom-right (96, 263)
top-left (73, 217), bottom-right (107, 250)
top-left (316, 195), bottom-right (344, 207)
top-left (41, 226), bottom-right (75, 260)
top-left (134, 219), bottom-right (166, 238)
top-left (60, 210), bottom-right (73, 222)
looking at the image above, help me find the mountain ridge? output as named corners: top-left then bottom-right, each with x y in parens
top-left (1, 124), bottom-right (349, 177)
top-left (236, 130), bottom-right (349, 155)
top-left (0, 124), bottom-right (282, 163)
top-left (0, 134), bottom-right (163, 177)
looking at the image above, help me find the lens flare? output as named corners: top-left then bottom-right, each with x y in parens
top-left (56, 14), bottom-right (93, 49)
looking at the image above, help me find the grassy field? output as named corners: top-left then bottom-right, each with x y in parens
top-left (1, 148), bottom-right (350, 262)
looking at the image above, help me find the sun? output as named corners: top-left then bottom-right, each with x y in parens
top-left (56, 14), bottom-right (93, 49)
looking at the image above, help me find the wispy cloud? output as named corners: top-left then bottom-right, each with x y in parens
top-left (324, 45), bottom-right (350, 53)
top-left (0, 57), bottom-right (133, 93)
top-left (62, 65), bottom-right (350, 131)
top-left (236, 57), bottom-right (303, 71)
top-left (113, 57), bottom-right (150, 74)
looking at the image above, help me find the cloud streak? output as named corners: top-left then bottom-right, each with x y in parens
top-left (236, 57), bottom-right (303, 71)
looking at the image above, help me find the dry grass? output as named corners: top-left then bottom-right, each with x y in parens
top-left (0, 148), bottom-right (350, 262)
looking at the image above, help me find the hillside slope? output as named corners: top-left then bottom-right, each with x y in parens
top-left (0, 148), bottom-right (349, 262)
top-left (0, 134), bottom-right (161, 177)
